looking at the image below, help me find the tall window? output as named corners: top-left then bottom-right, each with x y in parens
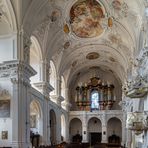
top-left (91, 90), bottom-right (99, 110)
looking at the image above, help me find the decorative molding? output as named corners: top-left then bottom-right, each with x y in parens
top-left (0, 60), bottom-right (36, 85)
top-left (62, 101), bottom-right (71, 111)
top-left (126, 111), bottom-right (148, 135)
top-left (0, 0), bottom-right (12, 29)
top-left (33, 81), bottom-right (54, 98)
top-left (124, 47), bottom-right (148, 98)
top-left (23, 33), bottom-right (32, 63)
top-left (119, 99), bottom-right (133, 112)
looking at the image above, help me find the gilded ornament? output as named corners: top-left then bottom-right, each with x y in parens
top-left (108, 17), bottom-right (113, 27)
top-left (63, 24), bottom-right (70, 33)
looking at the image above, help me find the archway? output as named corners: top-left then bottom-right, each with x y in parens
top-left (61, 114), bottom-right (66, 142)
top-left (107, 117), bottom-right (122, 144)
top-left (0, 0), bottom-right (17, 63)
top-left (88, 117), bottom-right (102, 145)
top-left (69, 118), bottom-right (82, 143)
top-left (30, 100), bottom-right (43, 146)
top-left (50, 109), bottom-right (57, 145)
top-left (30, 36), bottom-right (42, 83)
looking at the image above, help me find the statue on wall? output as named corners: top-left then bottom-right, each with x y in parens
top-left (0, 89), bottom-right (10, 118)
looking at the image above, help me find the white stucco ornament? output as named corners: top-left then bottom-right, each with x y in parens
top-left (126, 112), bottom-right (148, 135)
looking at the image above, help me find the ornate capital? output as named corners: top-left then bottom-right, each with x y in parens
top-left (0, 60), bottom-right (36, 85)
top-left (23, 33), bottom-right (31, 63)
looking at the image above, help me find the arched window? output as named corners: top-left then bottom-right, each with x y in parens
top-left (61, 76), bottom-right (65, 98)
top-left (30, 36), bottom-right (42, 83)
top-left (50, 60), bottom-right (57, 96)
top-left (91, 90), bottom-right (99, 110)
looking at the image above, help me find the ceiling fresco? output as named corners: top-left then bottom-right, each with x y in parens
top-left (70, 0), bottom-right (105, 38)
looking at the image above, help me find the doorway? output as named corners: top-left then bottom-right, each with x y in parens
top-left (90, 132), bottom-right (102, 145)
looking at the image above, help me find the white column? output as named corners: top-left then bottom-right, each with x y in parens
top-left (40, 60), bottom-right (50, 82)
top-left (102, 126), bottom-right (107, 143)
top-left (82, 112), bottom-right (88, 143)
top-left (56, 76), bottom-right (61, 96)
top-left (56, 76), bottom-right (64, 106)
top-left (126, 130), bottom-right (132, 148)
top-left (101, 114), bottom-right (107, 143)
top-left (11, 79), bottom-right (23, 147)
top-left (42, 98), bottom-right (49, 145)
top-left (122, 113), bottom-right (126, 146)
top-left (32, 59), bottom-right (52, 145)
top-left (11, 77), bottom-right (30, 148)
top-left (56, 112), bottom-right (61, 144)
top-left (65, 116), bottom-right (70, 142)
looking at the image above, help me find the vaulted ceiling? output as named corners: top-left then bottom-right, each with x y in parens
top-left (43, 0), bottom-right (145, 86)
top-left (10, 0), bottom-right (148, 85)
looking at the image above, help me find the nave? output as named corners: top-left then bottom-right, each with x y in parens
top-left (0, 0), bottom-right (148, 148)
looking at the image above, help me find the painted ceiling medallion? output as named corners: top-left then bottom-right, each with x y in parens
top-left (70, 0), bottom-right (105, 38)
top-left (86, 52), bottom-right (100, 60)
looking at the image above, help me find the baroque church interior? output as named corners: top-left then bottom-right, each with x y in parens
top-left (0, 0), bottom-right (148, 148)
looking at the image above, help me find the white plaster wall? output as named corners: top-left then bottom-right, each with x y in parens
top-left (88, 118), bottom-right (102, 133)
top-left (0, 118), bottom-right (12, 146)
top-left (69, 118), bottom-right (82, 141)
top-left (0, 80), bottom-right (13, 146)
top-left (0, 36), bottom-right (16, 63)
top-left (107, 118), bottom-right (122, 140)
top-left (30, 53), bottom-right (41, 83)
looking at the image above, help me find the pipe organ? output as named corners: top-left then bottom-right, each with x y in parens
top-left (75, 77), bottom-right (116, 111)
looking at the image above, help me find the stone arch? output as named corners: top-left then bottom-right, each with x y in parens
top-left (69, 118), bottom-right (82, 143)
top-left (30, 100), bottom-right (43, 145)
top-left (107, 117), bottom-right (122, 143)
top-left (50, 60), bottom-right (57, 96)
top-left (0, 0), bottom-right (17, 63)
top-left (30, 36), bottom-right (42, 83)
top-left (87, 116), bottom-right (102, 125)
top-left (0, 0), bottom-right (17, 35)
top-left (87, 117), bottom-right (102, 145)
top-left (107, 116), bottom-right (123, 124)
top-left (50, 109), bottom-right (57, 145)
top-left (61, 114), bottom-right (66, 142)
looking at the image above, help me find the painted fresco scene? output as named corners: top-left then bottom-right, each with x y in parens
top-left (70, 0), bottom-right (105, 38)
